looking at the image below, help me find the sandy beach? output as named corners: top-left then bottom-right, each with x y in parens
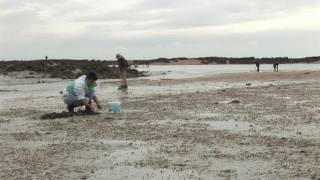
top-left (1, 70), bottom-right (320, 179)
top-left (3, 0), bottom-right (320, 179)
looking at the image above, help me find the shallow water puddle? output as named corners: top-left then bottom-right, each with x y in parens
top-left (137, 64), bottom-right (320, 80)
top-left (5, 140), bottom-right (54, 149)
top-left (90, 140), bottom-right (168, 180)
top-left (205, 120), bottom-right (261, 133)
top-left (90, 166), bottom-right (195, 180)
top-left (0, 118), bottom-right (38, 133)
top-left (205, 159), bottom-right (274, 180)
top-left (90, 157), bottom-right (273, 180)
top-left (204, 120), bottom-right (320, 139)
top-left (263, 123), bottom-right (320, 139)
top-left (97, 139), bottom-right (154, 163)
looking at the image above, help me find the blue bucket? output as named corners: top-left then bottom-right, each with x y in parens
top-left (108, 101), bottom-right (121, 113)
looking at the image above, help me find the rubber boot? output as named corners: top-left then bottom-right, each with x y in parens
top-left (67, 104), bottom-right (75, 113)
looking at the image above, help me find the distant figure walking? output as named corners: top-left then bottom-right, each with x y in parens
top-left (273, 63), bottom-right (279, 72)
top-left (255, 59), bottom-right (261, 72)
top-left (116, 54), bottom-right (129, 89)
top-left (45, 56), bottom-right (48, 61)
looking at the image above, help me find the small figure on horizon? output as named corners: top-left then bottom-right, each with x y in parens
top-left (116, 54), bottom-right (129, 89)
top-left (62, 72), bottom-right (102, 113)
top-left (273, 63), bottom-right (279, 72)
top-left (45, 56), bottom-right (48, 61)
top-left (255, 59), bottom-right (261, 72)
top-left (146, 62), bottom-right (150, 68)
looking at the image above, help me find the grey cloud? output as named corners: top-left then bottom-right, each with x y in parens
top-left (73, 0), bottom-right (320, 30)
top-left (1, 0), bottom-right (320, 59)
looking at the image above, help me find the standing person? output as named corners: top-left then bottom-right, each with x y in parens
top-left (116, 54), bottom-right (129, 89)
top-left (45, 56), bottom-right (48, 61)
top-left (63, 72), bottom-right (102, 113)
top-left (255, 59), bottom-right (261, 72)
top-left (273, 63), bottom-right (279, 72)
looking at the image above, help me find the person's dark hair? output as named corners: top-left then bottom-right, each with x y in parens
top-left (86, 72), bottom-right (98, 81)
top-left (116, 54), bottom-right (121, 58)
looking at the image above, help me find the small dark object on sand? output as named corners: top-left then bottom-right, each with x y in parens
top-left (300, 150), bottom-right (307, 154)
top-left (40, 112), bottom-right (73, 120)
top-left (40, 111), bottom-right (99, 120)
top-left (246, 83), bottom-right (251, 86)
top-left (304, 72), bottom-right (311, 75)
top-left (229, 100), bottom-right (240, 104)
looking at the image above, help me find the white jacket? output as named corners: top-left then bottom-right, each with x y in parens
top-left (63, 75), bottom-right (97, 100)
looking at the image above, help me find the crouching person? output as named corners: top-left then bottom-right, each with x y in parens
top-left (63, 72), bottom-right (102, 113)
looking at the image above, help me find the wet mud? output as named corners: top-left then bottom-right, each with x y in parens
top-left (1, 71), bottom-right (320, 179)
top-left (40, 111), bottom-right (100, 120)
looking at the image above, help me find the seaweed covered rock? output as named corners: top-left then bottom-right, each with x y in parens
top-left (0, 60), bottom-right (144, 79)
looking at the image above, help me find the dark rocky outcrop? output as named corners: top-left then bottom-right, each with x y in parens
top-left (0, 60), bottom-right (144, 79)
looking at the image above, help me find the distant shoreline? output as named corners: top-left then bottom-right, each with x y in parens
top-left (3, 56), bottom-right (320, 65)
top-left (133, 56), bottom-right (320, 65)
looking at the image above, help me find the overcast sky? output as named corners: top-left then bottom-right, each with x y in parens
top-left (1, 0), bottom-right (320, 60)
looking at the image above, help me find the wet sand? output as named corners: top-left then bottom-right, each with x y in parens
top-left (1, 71), bottom-right (320, 179)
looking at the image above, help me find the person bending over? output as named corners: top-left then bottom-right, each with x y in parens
top-left (63, 72), bottom-right (101, 113)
